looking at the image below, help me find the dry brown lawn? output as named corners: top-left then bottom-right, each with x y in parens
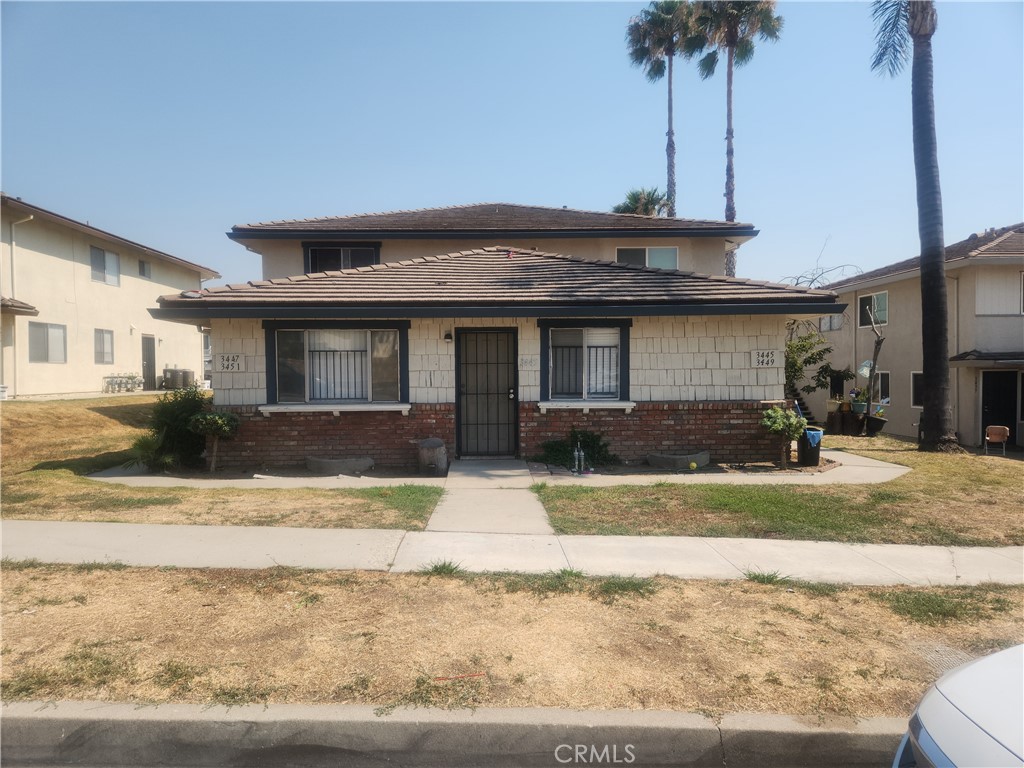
top-left (3, 565), bottom-right (1021, 719)
top-left (1, 396), bottom-right (440, 529)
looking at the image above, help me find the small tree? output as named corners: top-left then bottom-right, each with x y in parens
top-left (785, 325), bottom-right (854, 396)
top-left (187, 411), bottom-right (240, 472)
top-left (760, 406), bottom-right (806, 468)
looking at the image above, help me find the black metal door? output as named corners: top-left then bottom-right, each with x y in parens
top-left (142, 335), bottom-right (156, 390)
top-left (981, 370), bottom-right (1018, 445)
top-left (457, 330), bottom-right (517, 456)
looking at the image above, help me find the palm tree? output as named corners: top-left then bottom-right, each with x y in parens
top-left (691, 1), bottom-right (782, 276)
top-left (612, 187), bottom-right (669, 216)
top-left (871, 0), bottom-right (959, 453)
top-left (627, 1), bottom-right (699, 218)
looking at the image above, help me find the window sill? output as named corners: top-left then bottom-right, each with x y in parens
top-left (538, 400), bottom-right (636, 415)
top-left (258, 403), bottom-right (411, 416)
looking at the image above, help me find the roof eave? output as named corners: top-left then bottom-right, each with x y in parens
top-left (227, 227), bottom-right (759, 241)
top-left (152, 300), bottom-right (843, 323)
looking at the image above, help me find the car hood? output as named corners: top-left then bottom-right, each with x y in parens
top-left (935, 644), bottom-right (1024, 761)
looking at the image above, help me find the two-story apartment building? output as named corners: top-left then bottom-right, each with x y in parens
top-left (806, 224), bottom-right (1024, 448)
top-left (1, 194), bottom-right (220, 398)
top-left (155, 203), bottom-right (842, 470)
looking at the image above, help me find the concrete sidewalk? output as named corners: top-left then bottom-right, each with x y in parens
top-left (87, 449), bottom-right (911, 489)
top-left (4, 519), bottom-right (1021, 586)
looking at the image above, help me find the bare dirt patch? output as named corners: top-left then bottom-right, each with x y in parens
top-left (3, 565), bottom-right (1020, 718)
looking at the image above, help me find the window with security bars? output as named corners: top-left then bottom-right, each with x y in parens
top-left (276, 329), bottom-right (399, 403)
top-left (550, 328), bottom-right (619, 399)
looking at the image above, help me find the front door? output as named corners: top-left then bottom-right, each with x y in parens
top-left (981, 370), bottom-right (1018, 445)
top-left (457, 329), bottom-right (517, 456)
top-left (141, 335), bottom-right (156, 391)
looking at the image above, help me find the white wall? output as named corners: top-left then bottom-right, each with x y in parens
top-left (1, 209), bottom-right (206, 397)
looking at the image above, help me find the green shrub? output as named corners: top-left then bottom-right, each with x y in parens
top-left (760, 406), bottom-right (807, 469)
top-left (126, 386), bottom-right (209, 471)
top-left (187, 411), bottom-right (240, 472)
top-left (533, 428), bottom-right (618, 469)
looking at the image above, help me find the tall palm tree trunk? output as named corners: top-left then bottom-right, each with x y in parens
top-left (910, 3), bottom-right (957, 451)
top-left (723, 44), bottom-right (737, 276)
top-left (666, 54), bottom-right (677, 218)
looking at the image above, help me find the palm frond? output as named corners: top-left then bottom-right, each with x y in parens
top-left (870, 0), bottom-right (910, 76)
top-left (697, 50), bottom-right (718, 80)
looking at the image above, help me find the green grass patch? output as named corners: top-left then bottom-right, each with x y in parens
top-left (745, 569), bottom-right (790, 585)
top-left (348, 485), bottom-right (443, 527)
top-left (490, 569), bottom-right (588, 597)
top-left (153, 660), bottom-right (205, 691)
top-left (62, 492), bottom-right (183, 510)
top-left (594, 576), bottom-right (658, 602)
top-left (374, 673), bottom-right (486, 716)
top-left (210, 682), bottom-right (277, 707)
top-left (419, 560), bottom-right (466, 577)
top-left (870, 584), bottom-right (1016, 625)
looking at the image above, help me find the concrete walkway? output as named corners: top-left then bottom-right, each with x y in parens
top-left (5, 452), bottom-right (1019, 586)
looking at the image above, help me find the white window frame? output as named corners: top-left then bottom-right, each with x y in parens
top-left (28, 322), bottom-right (67, 364)
top-left (90, 246), bottom-right (120, 286)
top-left (94, 329), bottom-right (114, 365)
top-left (858, 291), bottom-right (888, 327)
top-left (910, 371), bottom-right (924, 409)
top-left (615, 246), bottom-right (678, 270)
top-left (549, 327), bottom-right (620, 401)
top-left (275, 328), bottom-right (400, 404)
top-left (873, 370), bottom-right (891, 404)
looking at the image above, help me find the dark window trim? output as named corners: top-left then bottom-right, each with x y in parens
top-left (301, 241), bottom-right (382, 273)
top-left (262, 320), bottom-right (409, 404)
top-left (537, 319), bottom-right (631, 401)
top-left (90, 245), bottom-right (120, 286)
top-left (911, 371), bottom-right (924, 409)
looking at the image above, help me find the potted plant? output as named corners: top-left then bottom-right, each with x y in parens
top-left (826, 395), bottom-right (843, 414)
top-left (850, 387), bottom-right (868, 414)
top-left (866, 407), bottom-right (888, 437)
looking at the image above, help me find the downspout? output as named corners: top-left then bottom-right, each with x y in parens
top-left (6, 214), bottom-right (34, 398)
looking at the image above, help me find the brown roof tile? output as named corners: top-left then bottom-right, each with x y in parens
top-left (827, 223), bottom-right (1024, 291)
top-left (229, 202), bottom-right (756, 236)
top-left (159, 247), bottom-right (834, 311)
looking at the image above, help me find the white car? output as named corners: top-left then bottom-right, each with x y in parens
top-left (893, 644), bottom-right (1023, 767)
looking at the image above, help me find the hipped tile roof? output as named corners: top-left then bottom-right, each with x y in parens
top-left (0, 296), bottom-right (39, 316)
top-left (827, 224), bottom-right (1024, 291)
top-left (159, 247), bottom-right (834, 310)
top-left (229, 202), bottom-right (756, 236)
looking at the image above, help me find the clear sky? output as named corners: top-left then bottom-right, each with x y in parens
top-left (2, 1), bottom-right (1022, 287)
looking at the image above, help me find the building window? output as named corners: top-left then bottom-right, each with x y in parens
top-left (28, 322), bottom-right (67, 363)
top-left (303, 243), bottom-right (380, 273)
top-left (829, 371), bottom-right (849, 398)
top-left (538, 320), bottom-right (631, 402)
top-left (819, 313), bottom-right (844, 332)
top-left (90, 246), bottom-right (120, 286)
top-left (911, 371), bottom-right (924, 408)
top-left (858, 291), bottom-right (888, 327)
top-left (271, 325), bottom-right (406, 404)
top-left (94, 329), bottom-right (114, 365)
top-left (874, 371), bottom-right (891, 403)
top-left (616, 247), bottom-right (678, 270)
top-left (139, 260), bottom-right (152, 279)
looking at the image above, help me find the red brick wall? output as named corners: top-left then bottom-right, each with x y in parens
top-left (519, 401), bottom-right (784, 464)
top-left (214, 405), bottom-right (456, 470)
top-left (214, 400), bottom-right (782, 469)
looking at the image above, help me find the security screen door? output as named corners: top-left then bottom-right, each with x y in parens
top-left (457, 330), bottom-right (517, 456)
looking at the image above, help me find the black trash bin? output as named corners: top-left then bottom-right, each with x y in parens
top-left (797, 427), bottom-right (823, 467)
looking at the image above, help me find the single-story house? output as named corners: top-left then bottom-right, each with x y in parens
top-left (154, 223), bottom-right (842, 468)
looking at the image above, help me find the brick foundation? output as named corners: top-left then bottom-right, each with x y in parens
top-left (215, 405), bottom-right (456, 470)
top-left (214, 400), bottom-right (782, 470)
top-left (519, 401), bottom-right (783, 464)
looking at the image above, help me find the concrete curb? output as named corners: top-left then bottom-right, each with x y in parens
top-left (1, 702), bottom-right (905, 767)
